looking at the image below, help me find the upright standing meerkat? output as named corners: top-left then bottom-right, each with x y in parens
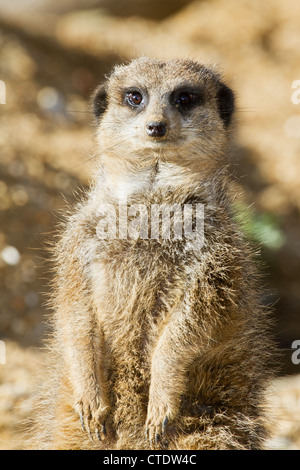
top-left (29, 57), bottom-right (274, 450)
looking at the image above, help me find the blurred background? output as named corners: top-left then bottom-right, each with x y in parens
top-left (0, 0), bottom-right (300, 450)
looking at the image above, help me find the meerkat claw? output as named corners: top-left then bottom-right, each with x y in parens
top-left (162, 416), bottom-right (169, 437)
top-left (96, 426), bottom-right (101, 441)
top-left (155, 433), bottom-right (161, 447)
top-left (79, 413), bottom-right (85, 432)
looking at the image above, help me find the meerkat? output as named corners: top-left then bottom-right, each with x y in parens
top-left (28, 57), bottom-right (275, 450)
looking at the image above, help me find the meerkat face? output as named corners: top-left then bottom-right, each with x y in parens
top-left (92, 58), bottom-right (234, 170)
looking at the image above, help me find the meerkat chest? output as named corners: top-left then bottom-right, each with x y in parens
top-left (89, 238), bottom-right (190, 336)
top-left (100, 162), bottom-right (195, 202)
top-left (87, 182), bottom-right (204, 335)
top-left (110, 172), bottom-right (153, 202)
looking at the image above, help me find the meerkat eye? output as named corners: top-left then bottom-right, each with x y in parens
top-left (125, 91), bottom-right (143, 107)
top-left (173, 91), bottom-right (200, 111)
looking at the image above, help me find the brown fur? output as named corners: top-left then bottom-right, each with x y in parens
top-left (28, 58), bottom-right (275, 450)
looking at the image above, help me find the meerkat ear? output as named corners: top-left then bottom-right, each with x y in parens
top-left (91, 83), bottom-right (108, 119)
top-left (216, 82), bottom-right (235, 127)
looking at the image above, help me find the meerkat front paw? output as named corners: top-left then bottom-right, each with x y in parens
top-left (75, 396), bottom-right (109, 442)
top-left (145, 395), bottom-right (178, 449)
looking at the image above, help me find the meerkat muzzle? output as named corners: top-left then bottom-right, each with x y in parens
top-left (146, 121), bottom-right (167, 138)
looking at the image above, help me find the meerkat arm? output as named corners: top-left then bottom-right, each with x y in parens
top-left (145, 276), bottom-right (225, 446)
top-left (53, 227), bottom-right (109, 441)
top-left (61, 301), bottom-right (109, 441)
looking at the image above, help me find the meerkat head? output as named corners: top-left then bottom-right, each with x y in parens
top-left (92, 57), bottom-right (234, 173)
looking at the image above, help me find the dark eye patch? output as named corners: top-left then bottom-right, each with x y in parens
top-left (171, 88), bottom-right (203, 111)
top-left (216, 83), bottom-right (235, 127)
top-left (92, 83), bottom-right (108, 119)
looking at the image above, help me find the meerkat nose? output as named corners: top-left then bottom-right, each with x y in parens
top-left (146, 121), bottom-right (167, 138)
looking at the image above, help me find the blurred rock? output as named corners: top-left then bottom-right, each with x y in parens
top-left (1, 246), bottom-right (21, 266)
top-left (0, 0), bottom-right (194, 21)
top-left (265, 374), bottom-right (300, 450)
top-left (0, 341), bottom-right (45, 450)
